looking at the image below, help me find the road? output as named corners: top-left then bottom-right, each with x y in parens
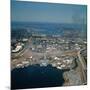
top-left (77, 49), bottom-right (87, 84)
top-left (78, 50), bottom-right (86, 70)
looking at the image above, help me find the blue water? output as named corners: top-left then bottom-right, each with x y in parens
top-left (11, 65), bottom-right (65, 89)
top-left (11, 22), bottom-right (86, 36)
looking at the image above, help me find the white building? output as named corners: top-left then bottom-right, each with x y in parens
top-left (12, 45), bottom-right (22, 53)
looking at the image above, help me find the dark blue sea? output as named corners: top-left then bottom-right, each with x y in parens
top-left (11, 65), bottom-right (65, 89)
top-left (11, 22), bottom-right (87, 36)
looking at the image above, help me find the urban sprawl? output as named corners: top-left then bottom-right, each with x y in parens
top-left (11, 27), bottom-right (87, 86)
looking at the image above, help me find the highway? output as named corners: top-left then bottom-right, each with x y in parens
top-left (77, 49), bottom-right (87, 84)
top-left (78, 50), bottom-right (86, 70)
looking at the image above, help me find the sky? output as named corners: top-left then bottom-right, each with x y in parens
top-left (11, 0), bottom-right (87, 23)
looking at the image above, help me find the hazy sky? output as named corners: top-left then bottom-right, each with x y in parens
top-left (11, 0), bottom-right (87, 23)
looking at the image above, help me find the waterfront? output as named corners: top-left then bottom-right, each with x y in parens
top-left (11, 1), bottom-right (87, 89)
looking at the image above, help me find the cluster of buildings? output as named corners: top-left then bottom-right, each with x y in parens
top-left (11, 34), bottom-right (87, 70)
top-left (11, 42), bottom-right (24, 53)
top-left (11, 38), bottom-right (28, 53)
top-left (12, 53), bottom-right (76, 70)
top-left (50, 56), bottom-right (75, 69)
